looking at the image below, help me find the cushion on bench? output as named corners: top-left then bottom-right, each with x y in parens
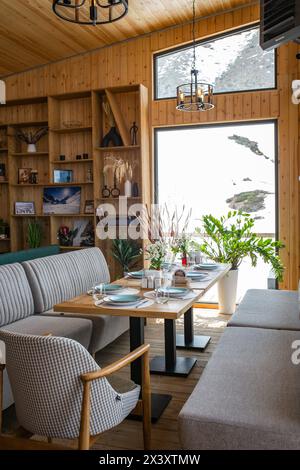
top-left (228, 289), bottom-right (300, 331)
top-left (179, 326), bottom-right (300, 450)
top-left (1, 315), bottom-right (93, 351)
top-left (0, 263), bottom-right (34, 327)
top-left (0, 245), bottom-right (60, 266)
top-left (42, 309), bottom-right (129, 353)
top-left (22, 248), bottom-right (110, 313)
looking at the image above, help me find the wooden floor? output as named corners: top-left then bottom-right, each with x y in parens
top-left (3, 309), bottom-right (228, 450)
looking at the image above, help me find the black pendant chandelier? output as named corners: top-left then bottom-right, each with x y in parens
top-left (176, 0), bottom-right (214, 112)
top-left (52, 1), bottom-right (128, 26)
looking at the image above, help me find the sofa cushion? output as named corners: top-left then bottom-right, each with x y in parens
top-left (22, 248), bottom-right (110, 313)
top-left (228, 289), bottom-right (300, 330)
top-left (42, 309), bottom-right (129, 354)
top-left (1, 315), bottom-right (92, 351)
top-left (0, 263), bottom-right (34, 327)
top-left (178, 327), bottom-right (300, 450)
top-left (0, 245), bottom-right (60, 266)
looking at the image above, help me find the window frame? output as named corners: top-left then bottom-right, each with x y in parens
top-left (154, 120), bottom-right (279, 248)
top-left (153, 23), bottom-right (277, 101)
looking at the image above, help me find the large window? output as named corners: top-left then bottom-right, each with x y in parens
top-left (155, 122), bottom-right (277, 300)
top-left (154, 26), bottom-right (275, 100)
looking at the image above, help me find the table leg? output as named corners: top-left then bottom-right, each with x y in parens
top-left (129, 317), bottom-right (171, 422)
top-left (176, 308), bottom-right (211, 351)
top-left (150, 319), bottom-right (197, 377)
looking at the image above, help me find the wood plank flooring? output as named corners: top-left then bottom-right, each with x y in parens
top-left (2, 309), bottom-right (228, 450)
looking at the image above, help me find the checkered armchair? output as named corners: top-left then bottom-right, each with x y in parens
top-left (0, 330), bottom-right (151, 450)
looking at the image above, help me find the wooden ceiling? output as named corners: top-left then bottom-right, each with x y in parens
top-left (0, 0), bottom-right (254, 77)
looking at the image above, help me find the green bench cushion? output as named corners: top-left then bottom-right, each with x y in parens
top-left (0, 245), bottom-right (60, 266)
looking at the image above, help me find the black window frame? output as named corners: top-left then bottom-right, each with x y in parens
top-left (153, 23), bottom-right (277, 101)
top-left (154, 120), bottom-right (279, 251)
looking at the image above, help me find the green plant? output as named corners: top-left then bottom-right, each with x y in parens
top-left (27, 221), bottom-right (42, 248)
top-left (57, 225), bottom-right (78, 246)
top-left (194, 211), bottom-right (284, 281)
top-left (112, 239), bottom-right (141, 272)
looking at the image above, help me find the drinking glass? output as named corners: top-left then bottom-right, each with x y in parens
top-left (92, 283), bottom-right (106, 301)
top-left (155, 287), bottom-right (169, 304)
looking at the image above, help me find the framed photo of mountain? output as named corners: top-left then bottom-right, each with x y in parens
top-left (43, 186), bottom-right (81, 215)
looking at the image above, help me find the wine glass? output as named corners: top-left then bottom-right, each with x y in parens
top-left (92, 283), bottom-right (106, 301)
top-left (155, 287), bottom-right (169, 304)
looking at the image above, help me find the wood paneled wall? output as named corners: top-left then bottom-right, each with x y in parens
top-left (1, 3), bottom-right (299, 289)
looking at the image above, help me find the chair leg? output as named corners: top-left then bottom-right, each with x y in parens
top-left (142, 351), bottom-right (151, 450)
top-left (79, 382), bottom-right (91, 450)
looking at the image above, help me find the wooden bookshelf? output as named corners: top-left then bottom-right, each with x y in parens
top-left (0, 85), bottom-right (150, 278)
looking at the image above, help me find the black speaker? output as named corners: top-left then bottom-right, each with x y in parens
top-left (260, 0), bottom-right (300, 50)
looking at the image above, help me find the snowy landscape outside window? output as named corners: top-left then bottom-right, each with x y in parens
top-left (155, 26), bottom-right (275, 100)
top-left (155, 122), bottom-right (277, 300)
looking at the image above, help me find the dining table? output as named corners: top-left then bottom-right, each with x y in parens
top-left (53, 263), bottom-right (231, 421)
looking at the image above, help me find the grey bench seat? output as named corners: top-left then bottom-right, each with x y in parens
top-left (179, 326), bottom-right (300, 450)
top-left (228, 289), bottom-right (300, 331)
top-left (1, 315), bottom-right (92, 351)
top-left (22, 248), bottom-right (129, 354)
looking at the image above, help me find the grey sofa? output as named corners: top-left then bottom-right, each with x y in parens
top-left (0, 248), bottom-right (129, 410)
top-left (179, 288), bottom-right (300, 450)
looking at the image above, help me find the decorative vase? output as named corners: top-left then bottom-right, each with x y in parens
top-left (218, 269), bottom-right (238, 315)
top-left (181, 253), bottom-right (187, 267)
top-left (101, 127), bottom-right (123, 147)
top-left (124, 179), bottom-right (132, 197)
top-left (27, 143), bottom-right (37, 153)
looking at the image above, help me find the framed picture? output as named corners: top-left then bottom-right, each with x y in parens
top-left (84, 200), bottom-right (94, 214)
top-left (53, 169), bottom-right (73, 183)
top-left (72, 219), bottom-right (95, 247)
top-left (15, 201), bottom-right (35, 215)
top-left (43, 186), bottom-right (81, 215)
top-left (18, 168), bottom-right (32, 184)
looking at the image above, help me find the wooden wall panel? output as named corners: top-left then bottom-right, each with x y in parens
top-left (1, 3), bottom-right (300, 289)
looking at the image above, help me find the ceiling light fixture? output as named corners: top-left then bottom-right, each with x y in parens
top-left (176, 0), bottom-right (214, 112)
top-left (52, 0), bottom-right (128, 26)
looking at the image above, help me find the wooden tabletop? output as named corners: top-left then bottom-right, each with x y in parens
top-left (54, 264), bottom-right (231, 321)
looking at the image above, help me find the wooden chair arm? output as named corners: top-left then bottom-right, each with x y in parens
top-left (80, 343), bottom-right (150, 383)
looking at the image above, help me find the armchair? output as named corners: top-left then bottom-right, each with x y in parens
top-left (0, 330), bottom-right (151, 450)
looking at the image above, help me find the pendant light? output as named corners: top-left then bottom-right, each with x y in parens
top-left (176, 0), bottom-right (214, 112)
top-left (52, 1), bottom-right (128, 26)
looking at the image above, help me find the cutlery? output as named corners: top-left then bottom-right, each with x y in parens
top-left (135, 298), bottom-right (149, 308)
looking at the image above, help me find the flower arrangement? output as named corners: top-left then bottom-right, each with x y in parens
top-left (136, 204), bottom-right (192, 270)
top-left (171, 232), bottom-right (192, 265)
top-left (144, 240), bottom-right (167, 270)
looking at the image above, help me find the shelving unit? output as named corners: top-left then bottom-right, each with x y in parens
top-left (0, 85), bottom-right (150, 279)
top-left (0, 125), bottom-right (10, 253)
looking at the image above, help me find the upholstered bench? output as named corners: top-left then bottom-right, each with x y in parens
top-left (228, 289), bottom-right (300, 331)
top-left (0, 263), bottom-right (93, 409)
top-left (179, 326), bottom-right (300, 450)
top-left (22, 248), bottom-right (129, 354)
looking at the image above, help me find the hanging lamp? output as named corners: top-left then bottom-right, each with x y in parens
top-left (176, 0), bottom-right (214, 112)
top-left (52, 0), bottom-right (128, 26)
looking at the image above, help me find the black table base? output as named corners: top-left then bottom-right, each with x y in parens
top-left (129, 317), bottom-right (171, 421)
top-left (128, 393), bottom-right (172, 423)
top-left (176, 308), bottom-right (211, 351)
top-left (150, 356), bottom-right (197, 377)
top-left (150, 317), bottom-right (198, 377)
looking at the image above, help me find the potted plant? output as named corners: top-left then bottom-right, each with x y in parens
top-left (27, 221), bottom-right (42, 248)
top-left (16, 127), bottom-right (48, 153)
top-left (194, 211), bottom-right (284, 314)
top-left (112, 238), bottom-right (142, 274)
